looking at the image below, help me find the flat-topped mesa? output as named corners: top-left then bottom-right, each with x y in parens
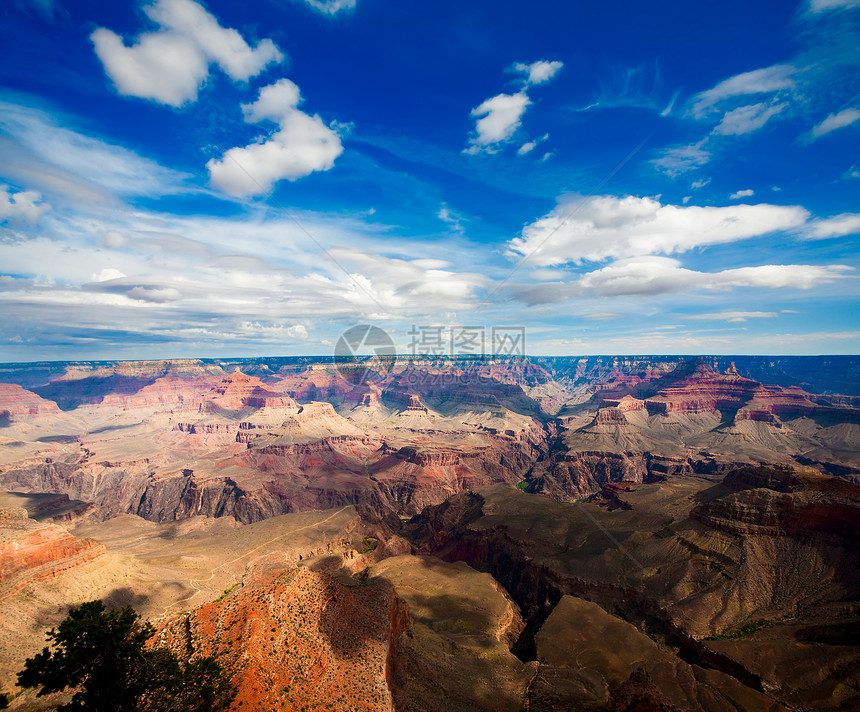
top-left (630, 359), bottom-right (836, 418)
top-left (405, 394), bottom-right (428, 413)
top-left (0, 383), bottom-right (60, 417)
top-left (240, 402), bottom-right (364, 449)
top-left (291, 401), bottom-right (341, 422)
top-left (207, 370), bottom-right (298, 410)
top-left (587, 406), bottom-right (630, 428)
top-left (99, 375), bottom-right (216, 409)
top-left (691, 465), bottom-right (860, 539)
top-left (392, 445), bottom-right (485, 468)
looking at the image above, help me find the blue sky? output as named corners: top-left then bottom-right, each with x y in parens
top-left (0, 0), bottom-right (858, 360)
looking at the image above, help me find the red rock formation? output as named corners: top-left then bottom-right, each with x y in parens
top-left (0, 508), bottom-right (105, 595)
top-left (155, 567), bottom-right (409, 712)
top-left (99, 376), bottom-right (216, 409)
top-left (208, 371), bottom-right (297, 410)
top-left (0, 383), bottom-right (59, 417)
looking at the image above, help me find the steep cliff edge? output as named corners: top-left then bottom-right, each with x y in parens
top-left (405, 467), bottom-right (860, 710)
top-left (0, 507), bottom-right (105, 594)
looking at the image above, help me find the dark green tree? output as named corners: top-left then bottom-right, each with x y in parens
top-left (17, 601), bottom-right (234, 712)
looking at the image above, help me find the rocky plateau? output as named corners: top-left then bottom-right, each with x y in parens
top-left (0, 355), bottom-right (856, 710)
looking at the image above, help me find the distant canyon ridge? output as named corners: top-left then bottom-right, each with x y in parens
top-left (0, 354), bottom-right (858, 711)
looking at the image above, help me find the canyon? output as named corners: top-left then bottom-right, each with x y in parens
top-left (0, 355), bottom-right (857, 710)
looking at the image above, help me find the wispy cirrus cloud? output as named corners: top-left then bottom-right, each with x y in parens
top-left (807, 0), bottom-right (860, 12)
top-left (298, 0), bottom-right (357, 14)
top-left (688, 64), bottom-right (797, 119)
top-left (712, 102), bottom-right (786, 135)
top-left (510, 257), bottom-right (850, 304)
top-left (0, 98), bottom-right (193, 204)
top-left (91, 0), bottom-right (283, 107)
top-left (687, 311), bottom-right (778, 322)
top-left (804, 213), bottom-right (860, 238)
top-left (808, 107), bottom-right (860, 139)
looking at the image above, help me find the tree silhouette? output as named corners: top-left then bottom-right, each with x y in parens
top-left (17, 601), bottom-right (234, 712)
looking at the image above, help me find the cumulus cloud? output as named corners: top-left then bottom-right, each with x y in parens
top-left (465, 60), bottom-right (562, 154)
top-left (512, 257), bottom-right (850, 304)
top-left (207, 79), bottom-right (344, 197)
top-left (730, 189), bottom-right (755, 199)
top-left (0, 186), bottom-right (49, 224)
top-left (508, 194), bottom-right (808, 266)
top-left (91, 0), bottom-right (283, 107)
top-left (689, 64), bottom-right (796, 118)
top-left (299, 0), bottom-right (356, 14)
top-left (512, 60), bottom-right (563, 86)
top-left (713, 102), bottom-right (785, 135)
top-left (804, 213), bottom-right (860, 238)
top-left (809, 107), bottom-right (860, 139)
top-left (464, 92), bottom-right (531, 153)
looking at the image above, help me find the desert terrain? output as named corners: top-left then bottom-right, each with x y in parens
top-left (0, 355), bottom-right (858, 710)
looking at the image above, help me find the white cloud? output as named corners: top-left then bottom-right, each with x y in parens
top-left (689, 64), bottom-right (796, 118)
top-left (713, 102), bottom-right (785, 135)
top-left (512, 257), bottom-right (850, 303)
top-left (652, 142), bottom-right (710, 176)
top-left (512, 60), bottom-right (564, 86)
top-left (810, 108), bottom-right (860, 139)
top-left (91, 268), bottom-right (127, 282)
top-left (845, 165), bottom-right (860, 179)
top-left (207, 79), bottom-right (344, 197)
top-left (805, 213), bottom-right (860, 239)
top-left (437, 204), bottom-right (464, 233)
top-left (691, 178), bottom-right (711, 189)
top-left (730, 189), bottom-right (755, 199)
top-left (687, 311), bottom-right (778, 322)
top-left (465, 60), bottom-right (561, 153)
top-left (508, 194), bottom-right (809, 266)
top-left (808, 0), bottom-right (860, 11)
top-left (465, 92), bottom-right (531, 153)
top-left (127, 285), bottom-right (183, 302)
top-left (299, 0), bottom-right (356, 14)
top-left (517, 132), bottom-right (549, 156)
top-left (101, 230), bottom-right (129, 249)
top-left (0, 186), bottom-right (49, 224)
top-left (0, 100), bottom-right (191, 201)
top-left (91, 0), bottom-right (283, 107)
